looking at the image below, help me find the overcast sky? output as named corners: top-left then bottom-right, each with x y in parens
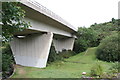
top-left (35, 0), bottom-right (119, 28)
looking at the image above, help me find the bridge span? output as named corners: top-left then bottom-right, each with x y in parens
top-left (10, 0), bottom-right (77, 68)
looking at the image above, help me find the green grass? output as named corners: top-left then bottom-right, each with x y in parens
top-left (12, 47), bottom-right (113, 78)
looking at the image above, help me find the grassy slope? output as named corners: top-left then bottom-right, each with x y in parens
top-left (12, 47), bottom-right (113, 78)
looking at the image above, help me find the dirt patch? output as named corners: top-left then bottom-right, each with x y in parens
top-left (18, 68), bottom-right (26, 75)
top-left (64, 60), bottom-right (86, 64)
top-left (15, 65), bottom-right (26, 75)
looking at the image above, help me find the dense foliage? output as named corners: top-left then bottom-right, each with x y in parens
top-left (73, 27), bottom-right (98, 53)
top-left (90, 62), bottom-right (119, 78)
top-left (48, 45), bottom-right (61, 63)
top-left (48, 45), bottom-right (76, 64)
top-left (90, 63), bottom-right (103, 77)
top-left (2, 2), bottom-right (30, 43)
top-left (104, 62), bottom-right (120, 78)
top-left (96, 33), bottom-right (119, 62)
top-left (90, 18), bottom-right (119, 42)
top-left (2, 44), bottom-right (15, 79)
top-left (90, 18), bottom-right (119, 32)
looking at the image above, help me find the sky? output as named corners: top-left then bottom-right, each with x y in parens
top-left (35, 0), bottom-right (119, 28)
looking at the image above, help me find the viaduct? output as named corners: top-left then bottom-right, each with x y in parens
top-left (10, 0), bottom-right (77, 68)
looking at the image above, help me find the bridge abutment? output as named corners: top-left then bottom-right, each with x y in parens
top-left (10, 32), bottom-right (53, 68)
top-left (53, 38), bottom-right (75, 53)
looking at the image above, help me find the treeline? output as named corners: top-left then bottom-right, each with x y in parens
top-left (73, 18), bottom-right (119, 62)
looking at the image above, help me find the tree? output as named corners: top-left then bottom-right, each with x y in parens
top-left (1, 2), bottom-right (30, 79)
top-left (2, 2), bottom-right (30, 43)
top-left (96, 33), bottom-right (119, 62)
top-left (111, 18), bottom-right (115, 24)
top-left (90, 18), bottom-right (119, 43)
top-left (73, 27), bottom-right (99, 53)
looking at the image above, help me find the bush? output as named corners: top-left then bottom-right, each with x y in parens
top-left (109, 62), bottom-right (120, 73)
top-left (48, 46), bottom-right (58, 63)
top-left (73, 39), bottom-right (88, 53)
top-left (48, 46), bottom-right (76, 64)
top-left (96, 33), bottom-right (119, 62)
top-left (90, 63), bottom-right (103, 77)
top-left (107, 62), bottom-right (119, 78)
top-left (101, 62), bottom-right (119, 78)
top-left (2, 44), bottom-right (15, 79)
top-left (58, 50), bottom-right (76, 58)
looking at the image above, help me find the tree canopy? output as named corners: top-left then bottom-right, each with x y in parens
top-left (2, 2), bottom-right (30, 43)
top-left (73, 18), bottom-right (119, 54)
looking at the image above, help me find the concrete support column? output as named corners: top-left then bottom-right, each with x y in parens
top-left (10, 32), bottom-right (53, 68)
top-left (53, 38), bottom-right (75, 53)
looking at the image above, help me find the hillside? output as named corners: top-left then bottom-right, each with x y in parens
top-left (12, 47), bottom-right (113, 78)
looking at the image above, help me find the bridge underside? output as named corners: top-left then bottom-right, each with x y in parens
top-left (10, 30), bottom-right (75, 68)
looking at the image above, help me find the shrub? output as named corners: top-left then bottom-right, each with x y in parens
top-left (90, 63), bottom-right (103, 77)
top-left (96, 33), bottom-right (119, 62)
top-left (109, 62), bottom-right (119, 73)
top-left (48, 46), bottom-right (76, 64)
top-left (2, 44), bottom-right (15, 79)
top-left (48, 45), bottom-right (63, 63)
top-left (106, 62), bottom-right (119, 78)
top-left (101, 62), bottom-right (119, 78)
top-left (58, 50), bottom-right (76, 58)
top-left (73, 39), bottom-right (88, 53)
